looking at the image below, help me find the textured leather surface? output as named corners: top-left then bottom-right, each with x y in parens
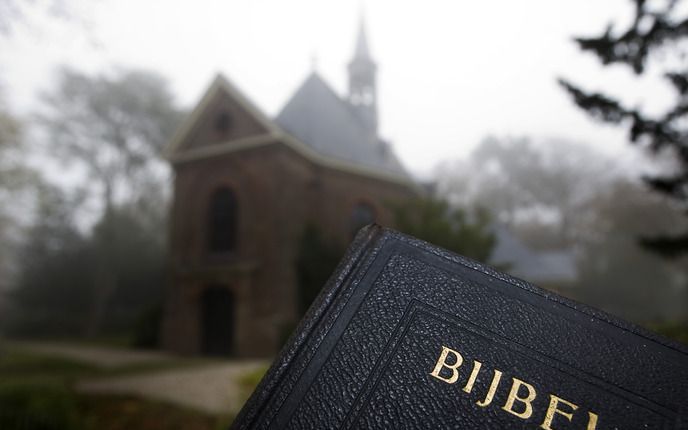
top-left (231, 225), bottom-right (688, 429)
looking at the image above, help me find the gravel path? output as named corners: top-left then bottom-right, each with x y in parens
top-left (77, 361), bottom-right (266, 415)
top-left (6, 340), bottom-right (268, 415)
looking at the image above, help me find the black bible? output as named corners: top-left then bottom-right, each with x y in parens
top-left (231, 225), bottom-right (688, 429)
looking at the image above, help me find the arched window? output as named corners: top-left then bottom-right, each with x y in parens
top-left (207, 187), bottom-right (238, 253)
top-left (350, 202), bottom-right (376, 237)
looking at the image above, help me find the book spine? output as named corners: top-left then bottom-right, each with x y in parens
top-left (230, 224), bottom-right (383, 429)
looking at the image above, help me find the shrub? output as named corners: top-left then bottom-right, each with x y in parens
top-left (0, 383), bottom-right (82, 430)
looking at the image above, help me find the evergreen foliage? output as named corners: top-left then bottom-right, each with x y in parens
top-left (8, 190), bottom-right (166, 337)
top-left (392, 197), bottom-right (495, 263)
top-left (560, 0), bottom-right (688, 257)
top-left (295, 225), bottom-right (343, 317)
top-left (295, 201), bottom-right (496, 321)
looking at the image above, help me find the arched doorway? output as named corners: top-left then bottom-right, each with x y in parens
top-left (201, 286), bottom-right (235, 356)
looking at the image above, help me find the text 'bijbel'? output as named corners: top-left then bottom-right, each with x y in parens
top-left (430, 345), bottom-right (599, 429)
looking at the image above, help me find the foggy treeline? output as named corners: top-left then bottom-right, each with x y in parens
top-left (0, 67), bottom-right (183, 343)
top-left (0, 0), bottom-right (687, 345)
top-left (0, 1), bottom-right (686, 430)
top-left (437, 137), bottom-right (688, 323)
top-left (0, 65), bottom-right (686, 343)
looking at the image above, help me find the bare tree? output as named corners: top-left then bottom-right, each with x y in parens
top-left (437, 136), bottom-right (613, 248)
top-left (0, 91), bottom-right (36, 298)
top-left (35, 67), bottom-right (182, 335)
top-left (0, 0), bottom-right (78, 36)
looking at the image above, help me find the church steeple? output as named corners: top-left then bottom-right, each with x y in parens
top-left (348, 15), bottom-right (378, 134)
top-left (354, 18), bottom-right (371, 60)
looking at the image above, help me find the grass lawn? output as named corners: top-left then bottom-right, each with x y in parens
top-left (0, 347), bottom-right (241, 430)
top-left (80, 395), bottom-right (228, 430)
top-left (649, 321), bottom-right (688, 346)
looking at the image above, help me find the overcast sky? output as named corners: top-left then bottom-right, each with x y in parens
top-left (0, 0), bottom-right (678, 176)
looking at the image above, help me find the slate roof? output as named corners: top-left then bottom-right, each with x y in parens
top-left (490, 225), bottom-right (578, 285)
top-left (275, 72), bottom-right (410, 179)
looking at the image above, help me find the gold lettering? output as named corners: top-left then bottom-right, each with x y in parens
top-left (476, 369), bottom-right (503, 407)
top-left (429, 346), bottom-right (463, 384)
top-left (587, 412), bottom-right (599, 430)
top-left (462, 360), bottom-right (482, 394)
top-left (502, 377), bottom-right (537, 419)
top-left (541, 394), bottom-right (578, 430)
top-left (429, 344), bottom-right (601, 428)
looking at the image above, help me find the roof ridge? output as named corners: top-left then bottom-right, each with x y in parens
top-left (274, 72), bottom-right (410, 179)
top-left (280, 72), bottom-right (374, 137)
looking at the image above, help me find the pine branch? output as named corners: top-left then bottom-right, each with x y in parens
top-left (574, 0), bottom-right (688, 74)
top-left (640, 232), bottom-right (688, 258)
top-left (642, 174), bottom-right (688, 200)
top-left (564, 0), bottom-right (688, 258)
top-left (559, 79), bottom-right (686, 154)
top-left (665, 72), bottom-right (688, 95)
top-left (558, 79), bottom-right (628, 123)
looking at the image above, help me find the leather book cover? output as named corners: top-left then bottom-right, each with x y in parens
top-left (231, 225), bottom-right (688, 429)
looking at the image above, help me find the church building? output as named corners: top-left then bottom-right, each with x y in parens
top-left (161, 20), bottom-right (418, 357)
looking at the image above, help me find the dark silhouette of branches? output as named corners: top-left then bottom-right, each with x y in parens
top-left (560, 0), bottom-right (688, 257)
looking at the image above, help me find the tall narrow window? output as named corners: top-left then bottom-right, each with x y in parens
top-left (350, 202), bottom-right (376, 237)
top-left (208, 187), bottom-right (238, 253)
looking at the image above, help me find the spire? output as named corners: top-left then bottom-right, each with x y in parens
top-left (310, 51), bottom-right (319, 71)
top-left (354, 16), bottom-right (371, 60)
top-left (348, 12), bottom-right (378, 134)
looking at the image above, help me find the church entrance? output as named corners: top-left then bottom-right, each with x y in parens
top-left (201, 286), bottom-right (235, 356)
